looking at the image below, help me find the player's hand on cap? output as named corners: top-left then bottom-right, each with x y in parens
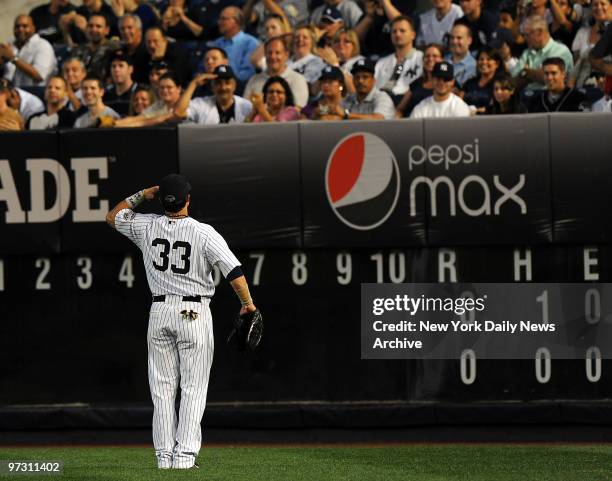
top-left (143, 186), bottom-right (159, 200)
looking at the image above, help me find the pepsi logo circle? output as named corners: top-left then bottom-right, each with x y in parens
top-left (325, 132), bottom-right (400, 230)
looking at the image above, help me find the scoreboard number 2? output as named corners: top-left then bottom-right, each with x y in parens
top-left (35, 257), bottom-right (51, 290)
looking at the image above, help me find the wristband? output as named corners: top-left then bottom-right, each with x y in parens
top-left (125, 190), bottom-right (145, 209)
top-left (235, 284), bottom-right (253, 307)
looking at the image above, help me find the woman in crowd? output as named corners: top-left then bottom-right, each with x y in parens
top-left (321, 28), bottom-right (364, 72)
top-left (396, 43), bottom-right (443, 117)
top-left (485, 73), bottom-right (527, 114)
top-left (247, 76), bottom-right (300, 122)
top-left (161, 0), bottom-right (204, 40)
top-left (462, 48), bottom-right (505, 113)
top-left (571, 0), bottom-right (612, 87)
top-left (302, 66), bottom-right (345, 120)
top-left (129, 85), bottom-right (156, 115)
top-left (250, 15), bottom-right (293, 71)
top-left (289, 26), bottom-right (327, 85)
top-left (319, 29), bottom-right (364, 93)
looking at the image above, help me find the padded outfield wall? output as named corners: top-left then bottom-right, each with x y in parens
top-left (0, 115), bottom-right (611, 428)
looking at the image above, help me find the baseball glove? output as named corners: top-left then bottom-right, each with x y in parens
top-left (227, 309), bottom-right (263, 352)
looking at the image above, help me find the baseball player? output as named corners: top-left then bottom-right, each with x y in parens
top-left (105, 174), bottom-right (257, 469)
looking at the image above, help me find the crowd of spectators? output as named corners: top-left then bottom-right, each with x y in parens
top-left (0, 0), bottom-right (610, 130)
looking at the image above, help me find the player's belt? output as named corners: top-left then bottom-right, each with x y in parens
top-left (152, 295), bottom-right (202, 302)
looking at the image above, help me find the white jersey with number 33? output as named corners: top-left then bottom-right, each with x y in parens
top-left (114, 209), bottom-right (240, 297)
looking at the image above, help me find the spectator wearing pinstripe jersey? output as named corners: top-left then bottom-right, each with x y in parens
top-left (105, 174), bottom-right (258, 470)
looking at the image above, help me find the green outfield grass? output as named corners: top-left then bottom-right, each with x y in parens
top-left (1, 445), bottom-right (611, 481)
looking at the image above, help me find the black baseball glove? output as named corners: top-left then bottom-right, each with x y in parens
top-left (227, 309), bottom-right (263, 352)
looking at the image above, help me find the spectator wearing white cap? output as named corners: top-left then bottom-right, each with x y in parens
top-left (410, 61), bottom-right (472, 117)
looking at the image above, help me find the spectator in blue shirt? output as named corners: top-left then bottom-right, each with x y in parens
top-left (444, 23), bottom-right (477, 88)
top-left (212, 6), bottom-right (259, 83)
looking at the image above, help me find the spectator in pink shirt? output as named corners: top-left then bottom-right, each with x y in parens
top-left (247, 75), bottom-right (299, 122)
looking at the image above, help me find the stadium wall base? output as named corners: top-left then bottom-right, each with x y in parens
top-left (1, 401), bottom-right (612, 431)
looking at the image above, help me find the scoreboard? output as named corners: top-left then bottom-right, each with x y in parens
top-left (1, 245), bottom-right (611, 406)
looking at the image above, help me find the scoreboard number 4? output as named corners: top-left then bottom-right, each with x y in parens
top-left (119, 256), bottom-right (135, 288)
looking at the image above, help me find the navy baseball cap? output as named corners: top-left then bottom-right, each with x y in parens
top-left (432, 61), bottom-right (454, 81)
top-left (213, 64), bottom-right (236, 79)
top-left (160, 174), bottom-right (191, 207)
top-left (321, 6), bottom-right (342, 23)
top-left (351, 58), bottom-right (375, 75)
top-left (110, 49), bottom-right (133, 65)
top-left (149, 59), bottom-right (169, 71)
top-left (319, 65), bottom-right (344, 81)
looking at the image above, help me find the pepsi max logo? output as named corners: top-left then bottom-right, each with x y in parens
top-left (325, 133), bottom-right (400, 230)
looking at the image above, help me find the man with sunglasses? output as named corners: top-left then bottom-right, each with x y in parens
top-left (410, 61), bottom-right (471, 117)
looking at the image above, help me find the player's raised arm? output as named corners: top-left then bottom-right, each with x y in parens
top-left (105, 186), bottom-right (159, 229)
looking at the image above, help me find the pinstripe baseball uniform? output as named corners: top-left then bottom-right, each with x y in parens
top-left (114, 209), bottom-right (240, 469)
